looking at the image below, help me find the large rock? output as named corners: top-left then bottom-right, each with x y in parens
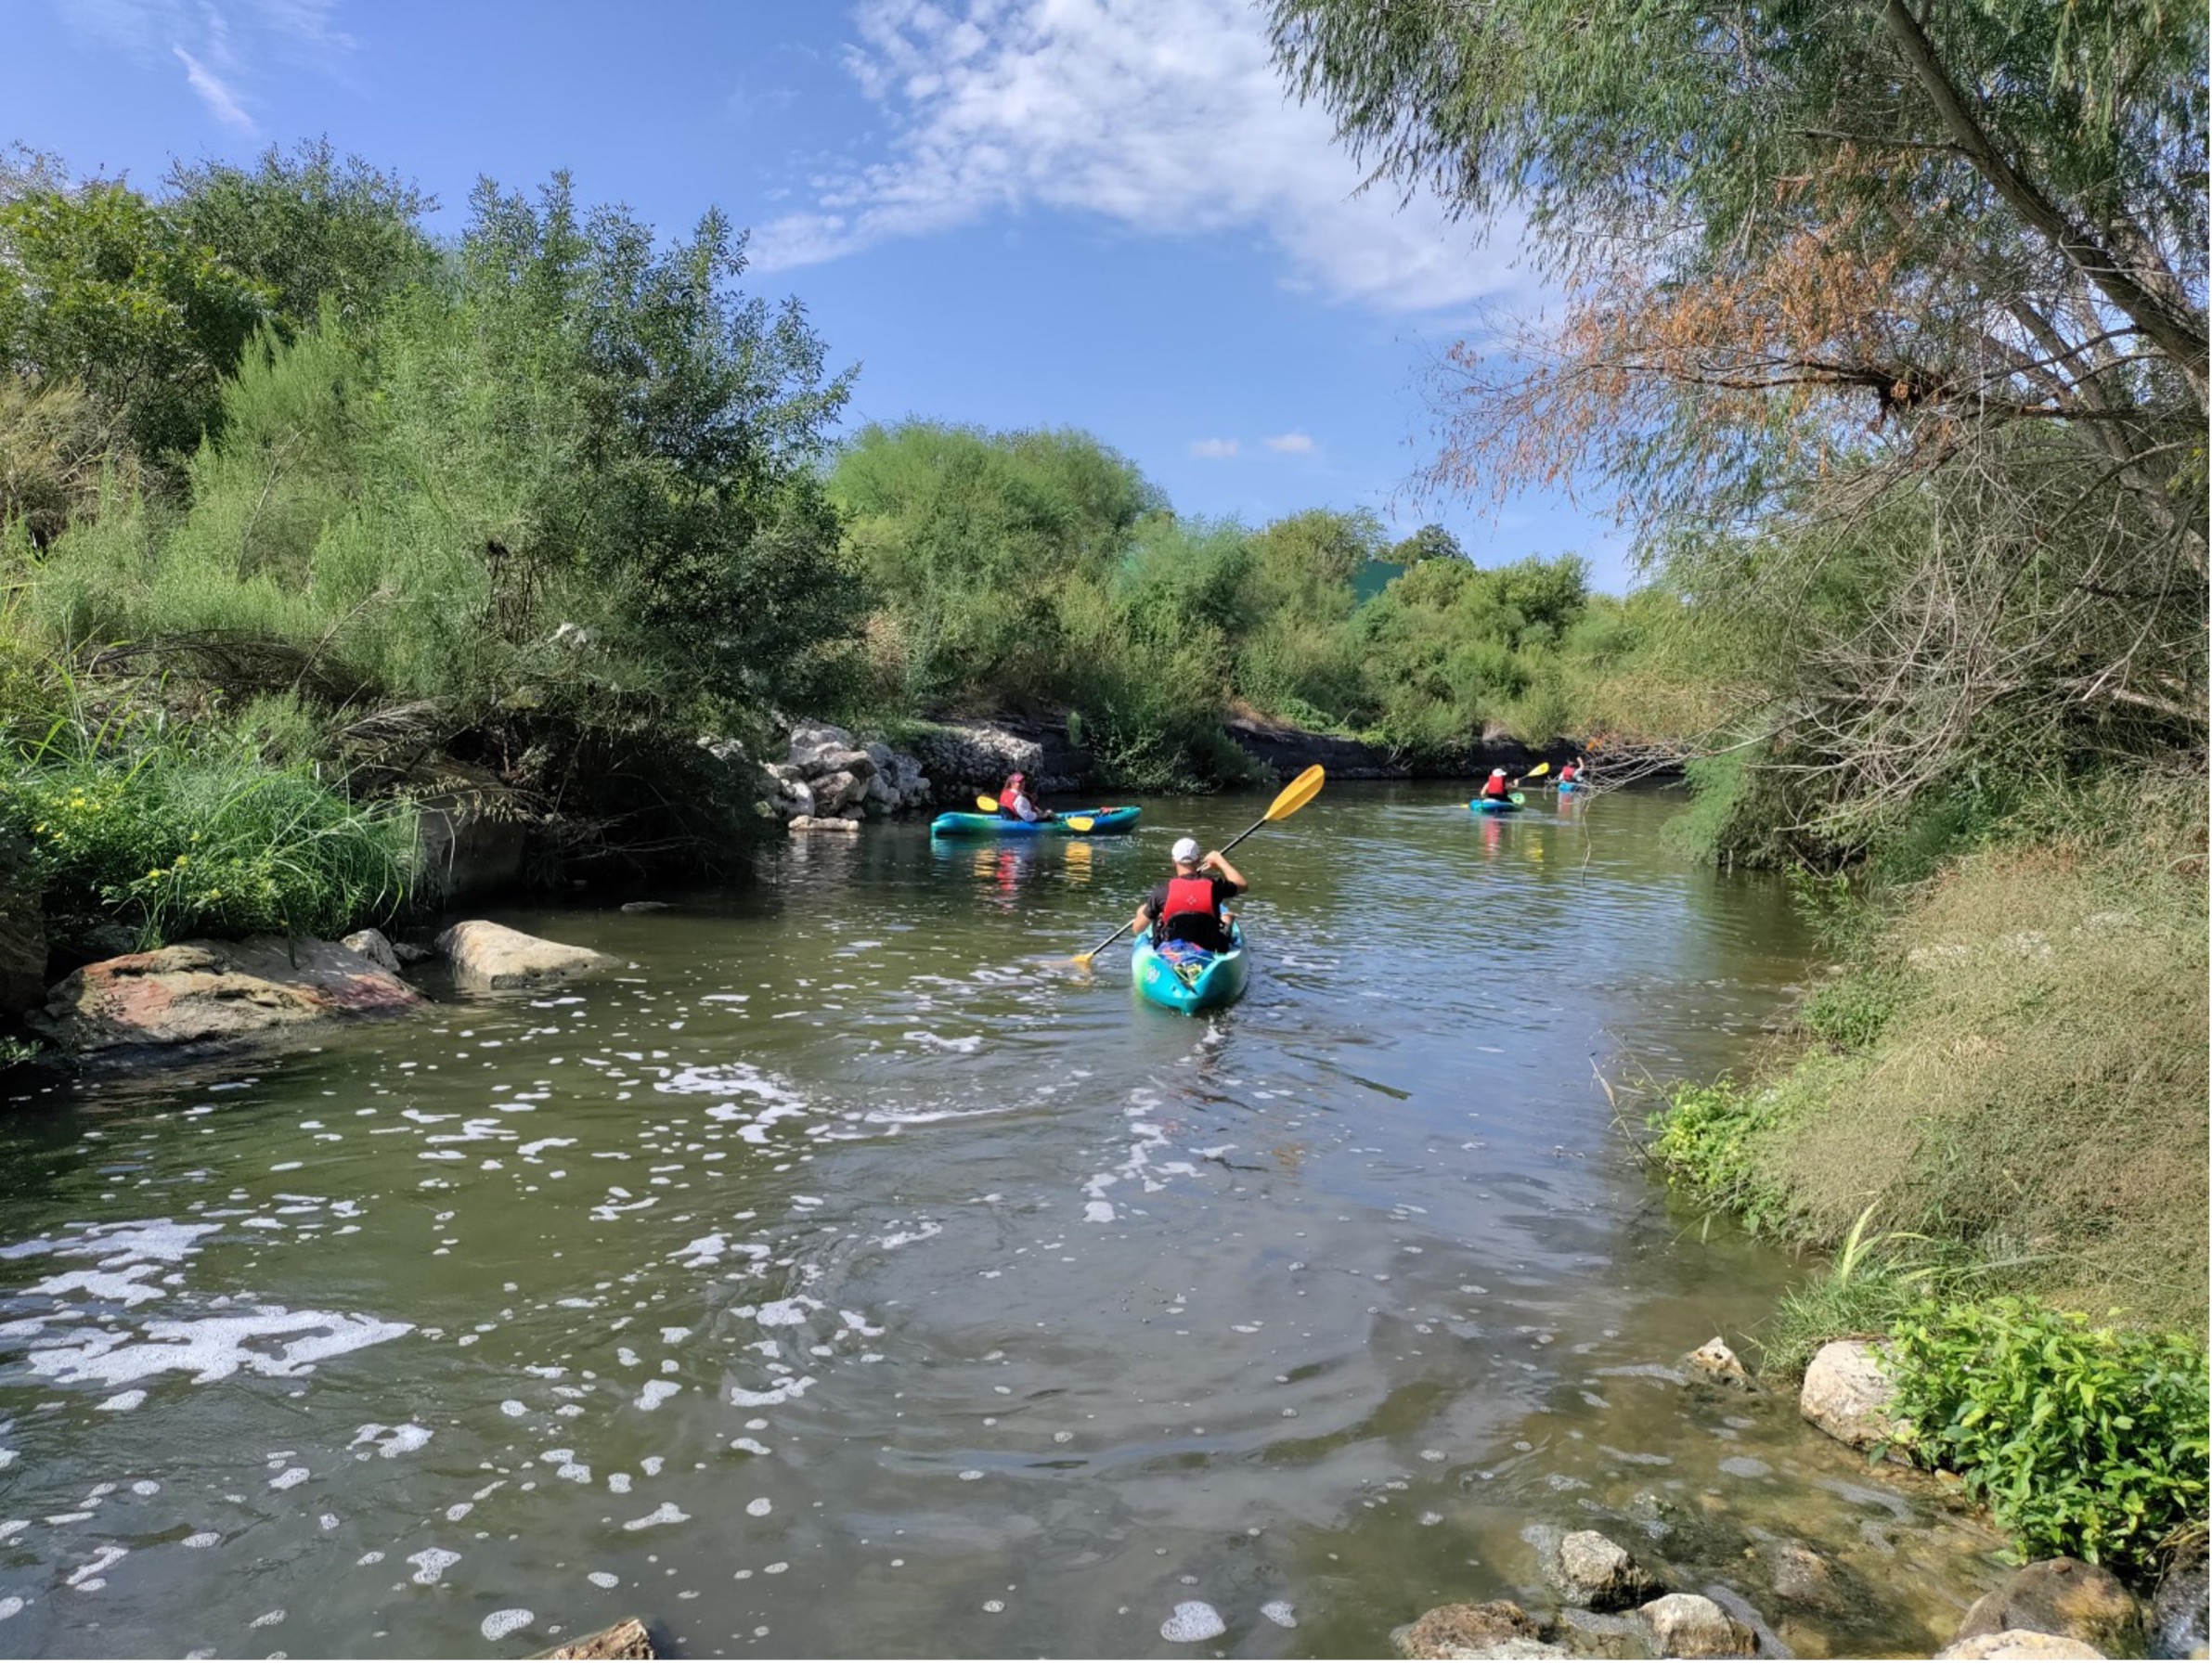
top-left (2151, 1532), bottom-right (2208, 1659)
top-left (1799, 1339), bottom-right (1904, 1450)
top-left (1638, 1593), bottom-right (1754, 1658)
top-left (30, 937), bottom-right (422, 1054)
top-left (436, 920), bottom-right (615, 990)
top-left (1937, 1632), bottom-right (2109, 1660)
top-left (0, 831), bottom-right (46, 1020)
top-left (1393, 1602), bottom-right (1563, 1660)
top-left (1549, 1531), bottom-right (1664, 1612)
top-left (1954, 1559), bottom-right (2144, 1659)
top-left (808, 769), bottom-right (863, 815)
top-left (535, 1617), bottom-right (656, 1659)
top-left (787, 816), bottom-right (861, 834)
top-left (1684, 1336), bottom-right (1758, 1392)
top-left (340, 927), bottom-right (403, 974)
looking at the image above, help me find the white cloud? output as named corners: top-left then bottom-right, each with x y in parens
top-left (174, 45), bottom-right (255, 132)
top-left (1263, 432), bottom-right (1315, 454)
top-left (1189, 437), bottom-right (1240, 458)
top-left (752, 0), bottom-right (1527, 314)
top-left (59, 0), bottom-right (355, 134)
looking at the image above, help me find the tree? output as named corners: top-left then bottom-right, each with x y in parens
top-left (1391, 522), bottom-right (1465, 564)
top-left (166, 139), bottom-right (436, 335)
top-left (0, 174), bottom-right (271, 459)
top-left (1268, 0), bottom-right (2207, 846)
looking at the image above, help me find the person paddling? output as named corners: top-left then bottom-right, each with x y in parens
top-left (997, 771), bottom-right (1054, 824)
top-left (1477, 767), bottom-right (1518, 803)
top-left (1132, 837), bottom-right (1246, 954)
top-left (1558, 758), bottom-right (1582, 786)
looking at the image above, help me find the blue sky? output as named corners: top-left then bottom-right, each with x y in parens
top-left (7, 0), bottom-right (1634, 587)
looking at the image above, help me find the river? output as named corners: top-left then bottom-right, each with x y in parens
top-left (0, 782), bottom-right (2005, 1658)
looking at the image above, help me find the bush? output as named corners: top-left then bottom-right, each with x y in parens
top-left (1646, 1077), bottom-right (1797, 1236)
top-left (1884, 1297), bottom-right (2210, 1579)
top-left (1, 708), bottom-right (417, 947)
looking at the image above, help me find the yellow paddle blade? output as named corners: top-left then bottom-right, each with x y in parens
top-left (975, 795), bottom-right (1000, 813)
top-left (1064, 816), bottom-right (1095, 832)
top-left (1525, 761), bottom-right (1550, 780)
top-left (1264, 763), bottom-right (1326, 821)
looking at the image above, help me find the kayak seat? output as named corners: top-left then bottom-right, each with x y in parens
top-left (1158, 912), bottom-right (1230, 953)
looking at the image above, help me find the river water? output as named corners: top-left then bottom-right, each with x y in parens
top-left (0, 783), bottom-right (2008, 1658)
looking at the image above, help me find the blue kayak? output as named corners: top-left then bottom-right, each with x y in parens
top-left (1556, 780), bottom-right (1581, 793)
top-left (929, 806), bottom-right (1142, 838)
top-left (1132, 923), bottom-right (1249, 1014)
top-left (1469, 793), bottom-right (1526, 813)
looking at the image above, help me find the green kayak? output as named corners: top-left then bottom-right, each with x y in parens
top-left (1469, 793), bottom-right (1526, 813)
top-left (929, 806), bottom-right (1142, 838)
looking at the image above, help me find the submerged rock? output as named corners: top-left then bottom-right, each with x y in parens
top-left (787, 816), bottom-right (862, 834)
top-left (436, 921), bottom-right (615, 991)
top-left (1799, 1339), bottom-right (1904, 1451)
top-left (1550, 1531), bottom-right (1665, 1612)
top-left (31, 937), bottom-right (422, 1053)
top-left (534, 1617), bottom-right (655, 1659)
top-left (340, 927), bottom-right (403, 973)
top-left (1936, 1632), bottom-right (2108, 1660)
top-left (1683, 1337), bottom-right (1758, 1392)
top-left (1638, 1593), bottom-right (1754, 1658)
top-left (1762, 1540), bottom-right (1840, 1609)
top-left (1954, 1559), bottom-right (2144, 1659)
top-left (1394, 1602), bottom-right (1562, 1659)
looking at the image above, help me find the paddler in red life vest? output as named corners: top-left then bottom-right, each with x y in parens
top-left (1132, 837), bottom-right (1247, 953)
top-left (1559, 759), bottom-right (1582, 785)
top-left (997, 772), bottom-right (1053, 823)
top-left (1478, 767), bottom-right (1517, 803)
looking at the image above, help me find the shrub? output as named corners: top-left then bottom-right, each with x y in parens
top-left (1884, 1297), bottom-right (2210, 1579)
top-left (1, 708), bottom-right (417, 947)
top-left (1646, 1077), bottom-right (1797, 1236)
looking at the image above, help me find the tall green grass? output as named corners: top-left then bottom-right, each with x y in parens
top-left (1, 695), bottom-right (417, 948)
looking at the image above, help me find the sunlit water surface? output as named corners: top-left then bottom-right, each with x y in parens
top-left (0, 784), bottom-right (2007, 1658)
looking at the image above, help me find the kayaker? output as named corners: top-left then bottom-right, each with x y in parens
top-left (998, 772), bottom-right (1054, 824)
top-left (1559, 759), bottom-right (1582, 785)
top-left (1132, 838), bottom-right (1247, 953)
top-left (1478, 767), bottom-right (1518, 802)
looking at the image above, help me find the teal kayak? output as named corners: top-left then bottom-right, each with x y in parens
top-left (929, 806), bottom-right (1142, 838)
top-left (1469, 793), bottom-right (1526, 813)
top-left (1132, 923), bottom-right (1249, 1014)
top-left (1556, 780), bottom-right (1581, 793)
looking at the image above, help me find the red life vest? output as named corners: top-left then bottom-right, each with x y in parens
top-left (1163, 874), bottom-right (1219, 922)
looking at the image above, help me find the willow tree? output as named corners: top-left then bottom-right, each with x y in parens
top-left (1269, 0), bottom-right (2208, 847)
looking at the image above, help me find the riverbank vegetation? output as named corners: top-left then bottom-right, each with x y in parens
top-left (1265, 0), bottom-right (2206, 1583)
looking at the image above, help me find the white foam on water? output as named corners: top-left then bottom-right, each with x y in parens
top-left (350, 1424), bottom-right (432, 1458)
top-left (268, 1466), bottom-right (309, 1490)
top-left (731, 1438), bottom-right (770, 1455)
top-left (499, 1400), bottom-right (527, 1417)
top-left (97, 1389), bottom-right (147, 1412)
top-left (0, 1597), bottom-right (21, 1619)
top-left (745, 1497), bottom-right (771, 1516)
top-left (622, 1503), bottom-right (689, 1530)
top-left (1160, 1602), bottom-right (1225, 1643)
top-left (634, 1381), bottom-right (680, 1412)
top-left (182, 1532), bottom-right (220, 1548)
top-left (659, 1326), bottom-right (691, 1344)
top-left (28, 1309), bottom-right (412, 1387)
top-left (608, 1473), bottom-right (632, 1494)
top-left (755, 1297), bottom-right (821, 1328)
top-left (1261, 1601), bottom-right (1298, 1629)
top-left (901, 1030), bottom-right (983, 1053)
top-left (481, 1609), bottom-right (534, 1641)
top-left (407, 1547), bottom-right (459, 1585)
top-left (131, 1480), bottom-right (160, 1496)
top-left (248, 1609), bottom-right (285, 1629)
top-left (587, 1571), bottom-right (619, 1589)
top-left (66, 1545), bottom-right (127, 1587)
top-left (729, 1375), bottom-right (815, 1408)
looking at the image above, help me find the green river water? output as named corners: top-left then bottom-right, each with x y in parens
top-left (0, 782), bottom-right (2008, 1658)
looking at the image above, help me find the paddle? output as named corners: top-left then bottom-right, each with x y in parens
top-left (1071, 764), bottom-right (1326, 967)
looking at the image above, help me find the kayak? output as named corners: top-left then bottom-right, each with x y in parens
top-left (1556, 780), bottom-right (1581, 793)
top-left (928, 806), bottom-right (1141, 838)
top-left (1469, 793), bottom-right (1526, 813)
top-left (1132, 923), bottom-right (1249, 1014)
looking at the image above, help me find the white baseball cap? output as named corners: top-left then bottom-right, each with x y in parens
top-left (1171, 837), bottom-right (1202, 862)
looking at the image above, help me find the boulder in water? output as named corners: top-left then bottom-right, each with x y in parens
top-left (1799, 1339), bottom-right (1904, 1450)
top-left (1936, 1632), bottom-right (2108, 1660)
top-left (340, 927), bottom-right (403, 973)
top-left (1638, 1593), bottom-right (1755, 1658)
top-left (1392, 1602), bottom-right (1560, 1659)
top-left (32, 937), bottom-right (422, 1053)
top-left (1684, 1336), bottom-right (1758, 1391)
top-left (1952, 1559), bottom-right (2143, 1660)
top-left (534, 1617), bottom-right (656, 1659)
top-left (1548, 1530), bottom-right (1663, 1611)
top-left (436, 920), bottom-right (615, 990)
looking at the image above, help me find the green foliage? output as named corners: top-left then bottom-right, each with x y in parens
top-left (1797, 964), bottom-right (1916, 1051)
top-left (1, 704), bottom-right (417, 947)
top-left (1646, 1077), bottom-right (1796, 1236)
top-left (1885, 1298), bottom-right (2210, 1578)
top-left (0, 175), bottom-right (272, 459)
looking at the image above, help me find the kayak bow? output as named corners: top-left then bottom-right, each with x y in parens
top-left (1469, 793), bottom-right (1526, 813)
